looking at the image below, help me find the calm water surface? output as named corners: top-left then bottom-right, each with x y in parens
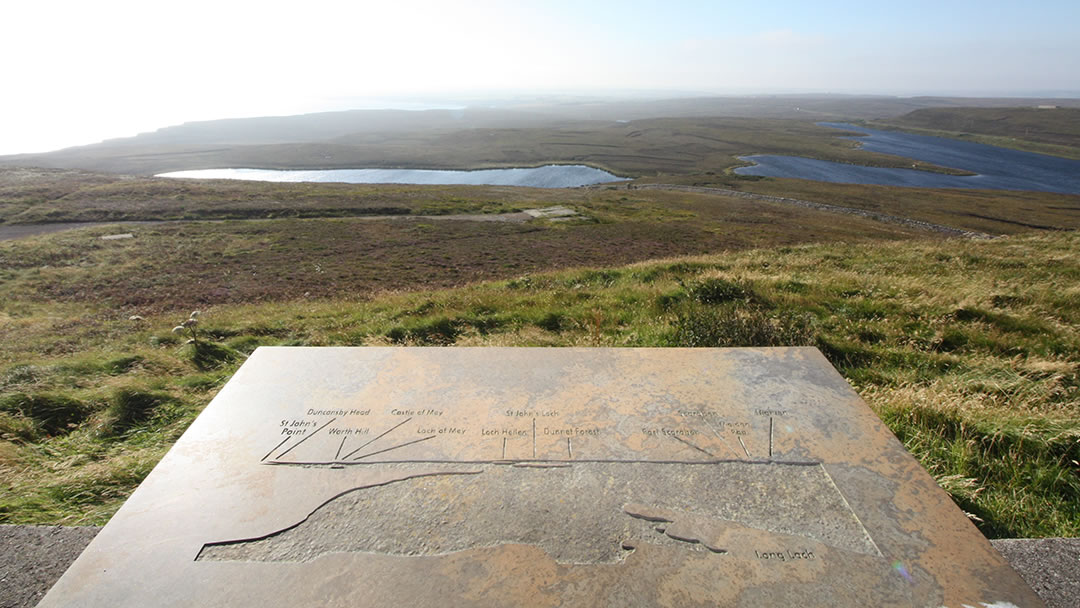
top-left (158, 165), bottom-right (627, 188)
top-left (735, 123), bottom-right (1080, 194)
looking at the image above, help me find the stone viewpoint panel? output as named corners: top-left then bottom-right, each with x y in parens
top-left (37, 347), bottom-right (1043, 607)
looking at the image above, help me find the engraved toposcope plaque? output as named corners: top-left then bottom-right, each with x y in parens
top-left (39, 347), bottom-right (1043, 607)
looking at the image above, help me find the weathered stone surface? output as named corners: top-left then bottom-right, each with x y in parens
top-left (199, 462), bottom-right (876, 564)
top-left (35, 347), bottom-right (1046, 607)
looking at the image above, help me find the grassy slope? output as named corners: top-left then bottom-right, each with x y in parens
top-left (870, 107), bottom-right (1080, 160)
top-left (1, 228), bottom-right (1077, 538)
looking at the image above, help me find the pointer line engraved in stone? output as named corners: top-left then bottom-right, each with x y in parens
top-left (737, 436), bottom-right (751, 458)
top-left (351, 435), bottom-right (437, 460)
top-left (276, 417), bottom-right (337, 460)
top-left (670, 433), bottom-right (716, 458)
top-left (335, 436), bottom-right (347, 460)
top-left (261, 437), bottom-right (290, 462)
top-left (342, 417), bottom-right (412, 460)
top-left (769, 417), bottom-right (774, 459)
top-left (699, 416), bottom-right (742, 459)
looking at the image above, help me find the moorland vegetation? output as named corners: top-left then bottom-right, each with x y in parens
top-left (1, 104), bottom-right (1078, 540)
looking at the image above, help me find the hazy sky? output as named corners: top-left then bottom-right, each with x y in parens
top-left (3, 0), bottom-right (1078, 154)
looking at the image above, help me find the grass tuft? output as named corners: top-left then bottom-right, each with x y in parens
top-left (536, 311), bottom-right (566, 332)
top-left (0, 392), bottom-right (89, 438)
top-left (387, 317), bottom-right (460, 346)
top-left (100, 388), bottom-right (173, 436)
top-left (686, 277), bottom-right (756, 305)
top-left (103, 355), bottom-right (145, 375)
top-left (186, 342), bottom-right (240, 371)
top-left (669, 302), bottom-right (815, 348)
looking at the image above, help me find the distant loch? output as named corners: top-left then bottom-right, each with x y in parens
top-left (157, 165), bottom-right (628, 189)
top-left (735, 123), bottom-right (1080, 194)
